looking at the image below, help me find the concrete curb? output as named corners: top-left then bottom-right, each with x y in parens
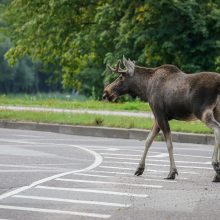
top-left (0, 120), bottom-right (214, 145)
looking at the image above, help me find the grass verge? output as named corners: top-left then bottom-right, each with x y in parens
top-left (0, 95), bottom-right (151, 112)
top-left (0, 110), bottom-right (212, 134)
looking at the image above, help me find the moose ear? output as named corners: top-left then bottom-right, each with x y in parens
top-left (123, 56), bottom-right (135, 76)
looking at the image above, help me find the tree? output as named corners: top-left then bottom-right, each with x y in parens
top-left (3, 0), bottom-right (220, 98)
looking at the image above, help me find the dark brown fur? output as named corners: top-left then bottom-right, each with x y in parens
top-left (103, 58), bottom-right (220, 182)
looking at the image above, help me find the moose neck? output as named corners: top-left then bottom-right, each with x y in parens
top-left (128, 66), bottom-right (152, 102)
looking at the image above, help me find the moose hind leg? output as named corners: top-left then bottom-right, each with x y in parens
top-left (134, 122), bottom-right (160, 176)
top-left (202, 110), bottom-right (220, 181)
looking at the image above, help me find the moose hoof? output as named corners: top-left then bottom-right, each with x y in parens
top-left (212, 174), bottom-right (220, 182)
top-left (212, 162), bottom-right (220, 172)
top-left (134, 167), bottom-right (145, 176)
top-left (212, 162), bottom-right (220, 176)
top-left (165, 168), bottom-right (178, 180)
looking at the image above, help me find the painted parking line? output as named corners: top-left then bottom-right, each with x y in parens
top-left (98, 165), bottom-right (200, 175)
top-left (103, 156), bottom-right (210, 165)
top-left (36, 186), bottom-right (148, 198)
top-left (0, 144), bottom-right (102, 200)
top-left (74, 173), bottom-right (113, 178)
top-left (0, 205), bottom-right (111, 219)
top-left (0, 164), bottom-right (64, 170)
top-left (103, 161), bottom-right (213, 170)
top-left (93, 147), bottom-right (212, 152)
top-left (55, 178), bottom-right (163, 188)
top-left (13, 195), bottom-right (130, 208)
top-left (89, 170), bottom-right (188, 180)
top-left (100, 152), bottom-right (211, 159)
top-left (90, 170), bottom-right (133, 175)
top-left (0, 169), bottom-right (70, 173)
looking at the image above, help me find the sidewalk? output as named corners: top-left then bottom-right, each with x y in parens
top-left (0, 105), bottom-right (154, 119)
top-left (0, 105), bottom-right (214, 145)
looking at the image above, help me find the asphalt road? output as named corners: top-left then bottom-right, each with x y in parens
top-left (0, 128), bottom-right (219, 220)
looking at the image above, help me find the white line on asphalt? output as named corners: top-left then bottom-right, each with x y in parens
top-left (90, 170), bottom-right (133, 175)
top-left (0, 205), bottom-right (110, 219)
top-left (144, 178), bottom-right (176, 183)
top-left (103, 161), bottom-right (213, 170)
top-left (0, 169), bottom-right (70, 173)
top-left (74, 173), bottom-right (113, 178)
top-left (103, 156), bottom-right (210, 165)
top-left (0, 164), bottom-right (63, 170)
top-left (90, 169), bottom-right (188, 179)
top-left (0, 143), bottom-right (103, 200)
top-left (95, 147), bottom-right (212, 153)
top-left (13, 195), bottom-right (130, 208)
top-left (100, 152), bottom-right (211, 159)
top-left (89, 170), bottom-right (188, 180)
top-left (36, 185), bottom-right (148, 198)
top-left (55, 178), bottom-right (163, 188)
top-left (99, 166), bottom-right (199, 174)
top-left (100, 153), bottom-right (140, 157)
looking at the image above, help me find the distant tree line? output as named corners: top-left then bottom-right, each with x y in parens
top-left (1, 0), bottom-right (220, 98)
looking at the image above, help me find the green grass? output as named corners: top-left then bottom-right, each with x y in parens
top-left (0, 110), bottom-right (212, 134)
top-left (0, 94), bottom-right (151, 112)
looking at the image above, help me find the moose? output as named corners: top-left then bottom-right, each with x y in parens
top-left (103, 57), bottom-right (220, 182)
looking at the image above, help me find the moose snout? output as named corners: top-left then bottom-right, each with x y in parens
top-left (102, 91), bottom-right (109, 101)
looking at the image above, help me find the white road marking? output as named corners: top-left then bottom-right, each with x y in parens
top-left (13, 195), bottom-right (130, 208)
top-left (0, 205), bottom-right (110, 219)
top-left (104, 161), bottom-right (212, 170)
top-left (0, 169), bottom-right (69, 173)
top-left (88, 170), bottom-right (188, 180)
top-left (103, 156), bottom-right (210, 165)
top-left (0, 164), bottom-right (63, 170)
top-left (90, 170), bottom-right (188, 179)
top-left (96, 147), bottom-right (212, 153)
top-left (90, 170), bottom-right (133, 175)
top-left (55, 178), bottom-right (163, 188)
top-left (74, 173), bottom-right (112, 178)
top-left (36, 185), bottom-right (148, 198)
top-left (144, 178), bottom-right (176, 183)
top-left (99, 165), bottom-right (199, 174)
top-left (100, 152), bottom-right (211, 159)
top-left (100, 153), bottom-right (141, 157)
top-left (149, 153), bottom-right (169, 158)
top-left (0, 143), bottom-right (103, 200)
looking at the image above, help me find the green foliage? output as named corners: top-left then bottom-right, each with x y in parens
top-left (2, 0), bottom-right (220, 98)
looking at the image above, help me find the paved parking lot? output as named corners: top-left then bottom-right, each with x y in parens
top-left (0, 128), bottom-right (220, 219)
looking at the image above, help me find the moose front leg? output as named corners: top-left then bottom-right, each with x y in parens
top-left (157, 118), bottom-right (178, 180)
top-left (134, 122), bottom-right (160, 176)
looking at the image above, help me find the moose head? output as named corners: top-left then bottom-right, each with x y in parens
top-left (102, 57), bottom-right (135, 102)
